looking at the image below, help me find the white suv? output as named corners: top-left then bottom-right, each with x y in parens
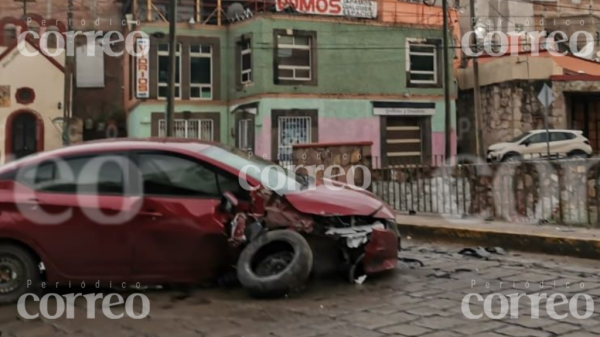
top-left (487, 130), bottom-right (593, 162)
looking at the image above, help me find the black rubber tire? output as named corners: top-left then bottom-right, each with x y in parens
top-left (0, 245), bottom-right (40, 305)
top-left (237, 230), bottom-right (312, 298)
top-left (567, 150), bottom-right (588, 160)
top-left (502, 153), bottom-right (521, 162)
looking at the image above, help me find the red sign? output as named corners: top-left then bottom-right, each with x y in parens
top-left (275, 0), bottom-right (377, 18)
top-left (136, 38), bottom-right (150, 99)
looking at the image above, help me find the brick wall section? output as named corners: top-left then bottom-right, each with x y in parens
top-left (72, 40), bottom-right (127, 141)
top-left (0, 0), bottom-right (123, 31)
top-left (292, 142), bottom-right (373, 188)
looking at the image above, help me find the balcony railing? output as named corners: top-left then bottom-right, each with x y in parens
top-left (130, 0), bottom-right (460, 27)
top-left (132, 0), bottom-right (275, 26)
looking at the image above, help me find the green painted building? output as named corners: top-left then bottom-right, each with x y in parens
top-left (127, 13), bottom-right (457, 165)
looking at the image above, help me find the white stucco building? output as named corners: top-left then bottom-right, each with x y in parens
top-left (0, 31), bottom-right (66, 163)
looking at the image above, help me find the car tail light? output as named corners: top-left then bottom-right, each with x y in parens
top-left (585, 140), bottom-right (590, 145)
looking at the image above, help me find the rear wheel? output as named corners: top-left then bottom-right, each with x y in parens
top-left (502, 153), bottom-right (522, 162)
top-left (0, 245), bottom-right (40, 304)
top-left (567, 150), bottom-right (588, 160)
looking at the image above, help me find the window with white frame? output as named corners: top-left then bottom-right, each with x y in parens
top-left (408, 42), bottom-right (437, 85)
top-left (276, 35), bottom-right (311, 81)
top-left (190, 45), bottom-right (212, 100)
top-left (240, 39), bottom-right (252, 84)
top-left (158, 44), bottom-right (181, 99)
top-left (158, 119), bottom-right (213, 140)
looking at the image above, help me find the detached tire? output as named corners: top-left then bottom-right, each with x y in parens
top-left (0, 245), bottom-right (40, 305)
top-left (237, 230), bottom-right (312, 298)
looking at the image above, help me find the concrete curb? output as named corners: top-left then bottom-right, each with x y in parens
top-left (397, 222), bottom-right (600, 260)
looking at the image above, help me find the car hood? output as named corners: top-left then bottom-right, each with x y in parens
top-left (284, 182), bottom-right (395, 219)
top-left (488, 142), bottom-right (513, 151)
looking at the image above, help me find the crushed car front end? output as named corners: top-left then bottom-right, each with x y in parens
top-left (261, 185), bottom-right (401, 281)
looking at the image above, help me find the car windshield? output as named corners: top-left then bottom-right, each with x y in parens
top-left (510, 132), bottom-right (531, 143)
top-left (201, 145), bottom-right (306, 195)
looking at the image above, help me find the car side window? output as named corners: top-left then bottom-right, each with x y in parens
top-left (137, 153), bottom-right (248, 199)
top-left (528, 133), bottom-right (548, 144)
top-left (18, 155), bottom-right (125, 194)
top-left (550, 132), bottom-right (568, 142)
top-left (138, 153), bottom-right (218, 197)
top-left (562, 132), bottom-right (576, 140)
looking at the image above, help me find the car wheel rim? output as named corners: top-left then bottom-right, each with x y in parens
top-left (254, 251), bottom-right (294, 277)
top-left (0, 256), bottom-right (22, 294)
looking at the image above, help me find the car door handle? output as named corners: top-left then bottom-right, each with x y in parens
top-left (27, 198), bottom-right (42, 210)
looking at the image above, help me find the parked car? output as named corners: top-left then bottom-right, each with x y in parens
top-left (486, 130), bottom-right (593, 162)
top-left (0, 139), bottom-right (400, 303)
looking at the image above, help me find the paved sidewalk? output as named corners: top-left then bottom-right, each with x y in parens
top-left (396, 214), bottom-right (600, 259)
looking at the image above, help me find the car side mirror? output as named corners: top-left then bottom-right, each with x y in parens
top-left (220, 192), bottom-right (239, 214)
top-left (522, 140), bottom-right (530, 147)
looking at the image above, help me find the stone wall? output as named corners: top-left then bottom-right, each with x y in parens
top-left (458, 81), bottom-right (567, 153)
top-left (458, 79), bottom-right (600, 155)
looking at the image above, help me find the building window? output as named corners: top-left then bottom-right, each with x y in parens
top-left (276, 34), bottom-right (312, 81)
top-left (3, 24), bottom-right (17, 46)
top-left (158, 44), bottom-right (181, 99)
top-left (15, 87), bottom-right (35, 105)
top-left (408, 42), bottom-right (437, 85)
top-left (240, 39), bottom-right (252, 84)
top-left (158, 119), bottom-right (213, 140)
top-left (190, 45), bottom-right (212, 100)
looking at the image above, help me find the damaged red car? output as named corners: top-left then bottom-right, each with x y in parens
top-left (0, 139), bottom-right (400, 302)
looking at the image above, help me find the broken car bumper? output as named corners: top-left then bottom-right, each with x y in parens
top-left (363, 228), bottom-right (399, 274)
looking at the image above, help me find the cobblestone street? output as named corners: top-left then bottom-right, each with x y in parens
top-left (1, 241), bottom-right (599, 337)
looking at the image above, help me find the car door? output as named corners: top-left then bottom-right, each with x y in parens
top-left (12, 153), bottom-right (135, 281)
top-left (129, 151), bottom-right (245, 282)
top-left (521, 132), bottom-right (549, 159)
top-left (549, 132), bottom-right (572, 156)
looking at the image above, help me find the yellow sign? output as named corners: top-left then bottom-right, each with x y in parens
top-left (0, 86), bottom-right (10, 107)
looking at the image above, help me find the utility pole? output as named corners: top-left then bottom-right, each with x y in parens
top-left (470, 0), bottom-right (482, 156)
top-left (23, 0), bottom-right (27, 18)
top-left (166, 0), bottom-right (178, 137)
top-left (63, 0), bottom-right (73, 145)
top-left (442, 0), bottom-right (452, 160)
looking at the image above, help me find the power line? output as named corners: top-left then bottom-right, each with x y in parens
top-left (483, 0), bottom-right (599, 14)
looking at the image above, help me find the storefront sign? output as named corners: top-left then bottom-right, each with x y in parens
top-left (275, 0), bottom-right (377, 19)
top-left (136, 38), bottom-right (150, 99)
top-left (373, 107), bottom-right (435, 116)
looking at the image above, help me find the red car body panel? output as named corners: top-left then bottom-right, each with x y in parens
top-left (0, 139), bottom-right (398, 285)
top-left (285, 184), bottom-right (385, 217)
top-left (363, 228), bottom-right (399, 274)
